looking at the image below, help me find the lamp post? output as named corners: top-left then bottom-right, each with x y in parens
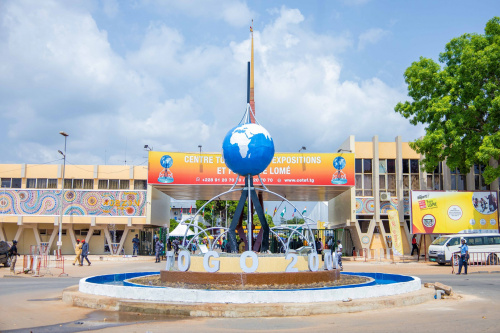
top-left (144, 145), bottom-right (152, 151)
top-left (57, 131), bottom-right (68, 250)
top-left (299, 146), bottom-right (306, 153)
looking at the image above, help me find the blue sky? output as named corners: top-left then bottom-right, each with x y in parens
top-left (0, 0), bottom-right (498, 170)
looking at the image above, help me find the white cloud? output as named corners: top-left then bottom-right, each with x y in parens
top-left (0, 1), bottom-right (422, 166)
top-left (358, 28), bottom-right (390, 50)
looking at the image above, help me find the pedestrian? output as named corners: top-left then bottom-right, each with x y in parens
top-left (73, 239), bottom-right (82, 266)
top-left (456, 238), bottom-right (469, 275)
top-left (9, 240), bottom-right (20, 274)
top-left (155, 237), bottom-right (164, 263)
top-left (80, 239), bottom-right (91, 266)
top-left (315, 237), bottom-right (322, 255)
top-left (328, 236), bottom-right (335, 255)
top-left (132, 234), bottom-right (140, 256)
top-left (411, 235), bottom-right (419, 256)
top-left (336, 240), bottom-right (343, 271)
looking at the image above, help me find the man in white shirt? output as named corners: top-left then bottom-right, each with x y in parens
top-left (336, 240), bottom-right (343, 271)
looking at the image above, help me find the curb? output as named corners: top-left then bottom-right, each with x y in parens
top-left (62, 285), bottom-right (436, 318)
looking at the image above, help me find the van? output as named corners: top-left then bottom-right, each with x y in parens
top-left (428, 233), bottom-right (500, 265)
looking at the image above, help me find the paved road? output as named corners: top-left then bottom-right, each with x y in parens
top-left (1, 259), bottom-right (499, 332)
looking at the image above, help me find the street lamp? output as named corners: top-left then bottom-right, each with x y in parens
top-left (57, 131), bottom-right (68, 251)
top-left (144, 145), bottom-right (152, 151)
top-left (299, 146), bottom-right (306, 153)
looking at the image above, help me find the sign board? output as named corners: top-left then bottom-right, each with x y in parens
top-left (411, 191), bottom-right (499, 234)
top-left (148, 152), bottom-right (354, 186)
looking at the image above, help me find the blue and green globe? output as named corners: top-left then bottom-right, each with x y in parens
top-left (222, 123), bottom-right (275, 176)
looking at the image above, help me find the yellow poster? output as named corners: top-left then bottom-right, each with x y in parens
top-left (411, 191), bottom-right (499, 234)
top-left (388, 211), bottom-right (404, 256)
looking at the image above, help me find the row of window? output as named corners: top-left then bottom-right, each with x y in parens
top-left (355, 159), bottom-right (492, 197)
top-left (0, 178), bottom-right (147, 190)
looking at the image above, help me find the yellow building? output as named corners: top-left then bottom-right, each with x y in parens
top-left (0, 164), bottom-right (170, 255)
top-left (329, 135), bottom-right (499, 256)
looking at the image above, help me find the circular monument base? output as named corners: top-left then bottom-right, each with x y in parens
top-left (159, 269), bottom-right (340, 288)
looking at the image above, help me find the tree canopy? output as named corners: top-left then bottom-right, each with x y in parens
top-left (395, 17), bottom-right (500, 184)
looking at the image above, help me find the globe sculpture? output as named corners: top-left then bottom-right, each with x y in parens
top-left (222, 123), bottom-right (275, 176)
top-left (158, 154), bottom-right (174, 183)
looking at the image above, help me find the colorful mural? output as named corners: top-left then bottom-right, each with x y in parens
top-left (355, 197), bottom-right (410, 215)
top-left (0, 190), bottom-right (146, 217)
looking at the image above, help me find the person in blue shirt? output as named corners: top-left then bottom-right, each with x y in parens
top-left (456, 238), bottom-right (469, 275)
top-left (132, 234), bottom-right (140, 256)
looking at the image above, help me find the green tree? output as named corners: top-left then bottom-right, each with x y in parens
top-left (395, 17), bottom-right (500, 184)
top-left (195, 200), bottom-right (244, 226)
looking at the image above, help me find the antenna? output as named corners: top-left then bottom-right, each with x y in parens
top-left (124, 138), bottom-right (127, 165)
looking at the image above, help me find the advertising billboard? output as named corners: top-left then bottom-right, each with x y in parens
top-left (147, 152), bottom-right (354, 187)
top-left (411, 191), bottom-right (499, 234)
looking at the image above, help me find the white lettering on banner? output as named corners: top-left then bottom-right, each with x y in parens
top-left (285, 253), bottom-right (299, 272)
top-left (203, 251), bottom-right (220, 273)
top-left (272, 156), bottom-right (322, 164)
top-left (178, 250), bottom-right (191, 271)
top-left (184, 155), bottom-right (214, 164)
top-left (240, 251), bottom-right (259, 273)
top-left (269, 166), bottom-right (291, 175)
top-left (308, 253), bottom-right (320, 271)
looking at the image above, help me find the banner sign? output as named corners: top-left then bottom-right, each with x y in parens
top-left (148, 152), bottom-right (354, 186)
top-left (411, 191), bottom-right (499, 234)
top-left (388, 210), bottom-right (404, 255)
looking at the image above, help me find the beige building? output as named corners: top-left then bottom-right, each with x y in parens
top-left (0, 164), bottom-right (170, 255)
top-left (329, 135), bottom-right (499, 255)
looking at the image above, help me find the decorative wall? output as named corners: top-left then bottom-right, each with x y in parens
top-left (355, 197), bottom-right (410, 215)
top-left (0, 190), bottom-right (146, 217)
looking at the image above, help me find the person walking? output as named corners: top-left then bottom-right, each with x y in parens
top-left (336, 240), bottom-right (343, 271)
top-left (9, 240), bottom-right (20, 274)
top-left (155, 237), bottom-right (164, 263)
top-left (456, 238), bottom-right (469, 275)
top-left (80, 239), bottom-right (91, 266)
top-left (73, 239), bottom-right (82, 266)
top-left (411, 235), bottom-right (419, 256)
top-left (132, 234), bottom-right (140, 256)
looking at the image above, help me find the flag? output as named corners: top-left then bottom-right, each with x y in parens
top-left (211, 204), bottom-right (214, 215)
top-left (189, 205), bottom-right (192, 214)
top-left (280, 206), bottom-right (286, 217)
top-left (292, 208), bottom-right (296, 217)
top-left (302, 207), bottom-right (307, 215)
top-left (273, 206), bottom-right (277, 217)
top-left (202, 207), bottom-right (205, 217)
top-left (265, 208), bottom-right (268, 215)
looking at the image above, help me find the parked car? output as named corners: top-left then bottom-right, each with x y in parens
top-left (428, 233), bottom-right (500, 265)
top-left (0, 240), bottom-right (12, 267)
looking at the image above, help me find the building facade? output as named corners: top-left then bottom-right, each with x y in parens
top-left (0, 164), bottom-right (170, 255)
top-left (329, 135), bottom-right (500, 255)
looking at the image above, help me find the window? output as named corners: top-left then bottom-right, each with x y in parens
top-left (36, 178), bottom-right (47, 189)
top-left (379, 159), bottom-right (396, 196)
top-left (473, 164), bottom-right (490, 190)
top-left (468, 237), bottom-right (484, 246)
top-left (98, 179), bottom-right (132, 190)
top-left (26, 178), bottom-right (37, 188)
top-left (64, 179), bottom-right (72, 189)
top-left (355, 159), bottom-right (373, 196)
top-left (426, 163), bottom-right (443, 190)
top-left (1, 178), bottom-right (22, 188)
top-left (109, 179), bottom-right (119, 189)
top-left (83, 179), bottom-right (94, 189)
top-left (119, 180), bottom-right (130, 190)
top-left (450, 168), bottom-right (467, 190)
top-left (98, 180), bottom-right (108, 189)
top-left (73, 179), bottom-right (83, 189)
top-left (402, 159), bottom-right (420, 198)
top-left (48, 179), bottom-right (58, 188)
top-left (134, 180), bottom-right (147, 190)
top-left (447, 238), bottom-right (460, 246)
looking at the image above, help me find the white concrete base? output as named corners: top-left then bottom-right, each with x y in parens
top-left (79, 273), bottom-right (421, 304)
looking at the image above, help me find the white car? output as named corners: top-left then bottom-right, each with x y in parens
top-left (428, 233), bottom-right (500, 265)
